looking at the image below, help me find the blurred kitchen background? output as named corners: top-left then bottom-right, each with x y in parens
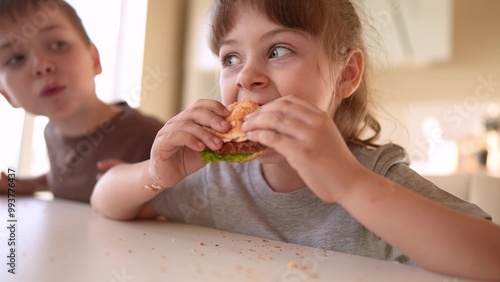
top-left (1, 0), bottom-right (500, 179)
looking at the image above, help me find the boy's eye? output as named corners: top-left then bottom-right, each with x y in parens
top-left (49, 41), bottom-right (67, 50)
top-left (270, 46), bottom-right (291, 59)
top-left (222, 54), bottom-right (241, 67)
top-left (5, 54), bottom-right (25, 66)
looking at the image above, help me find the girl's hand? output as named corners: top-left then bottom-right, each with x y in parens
top-left (150, 99), bottom-right (231, 188)
top-left (243, 96), bottom-right (365, 202)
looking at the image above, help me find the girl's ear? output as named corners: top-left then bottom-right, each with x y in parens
top-left (89, 43), bottom-right (102, 75)
top-left (337, 48), bottom-right (364, 98)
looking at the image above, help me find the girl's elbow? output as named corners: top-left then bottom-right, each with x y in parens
top-left (91, 203), bottom-right (137, 221)
top-left (90, 193), bottom-right (125, 220)
top-left (90, 194), bottom-right (144, 221)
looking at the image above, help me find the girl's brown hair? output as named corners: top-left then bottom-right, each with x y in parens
top-left (208, 0), bottom-right (381, 146)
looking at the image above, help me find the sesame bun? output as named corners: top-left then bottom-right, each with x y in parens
top-left (202, 100), bottom-right (268, 163)
top-left (214, 99), bottom-right (260, 142)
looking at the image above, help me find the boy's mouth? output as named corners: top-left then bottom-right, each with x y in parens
top-left (40, 84), bottom-right (66, 98)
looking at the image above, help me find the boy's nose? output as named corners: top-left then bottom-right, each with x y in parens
top-left (235, 62), bottom-right (269, 90)
top-left (35, 65), bottom-right (54, 76)
top-left (33, 55), bottom-right (55, 76)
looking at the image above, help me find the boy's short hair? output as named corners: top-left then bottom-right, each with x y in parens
top-left (0, 0), bottom-right (91, 45)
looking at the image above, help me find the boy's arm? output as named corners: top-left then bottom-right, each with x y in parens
top-left (0, 172), bottom-right (48, 195)
top-left (90, 160), bottom-right (161, 220)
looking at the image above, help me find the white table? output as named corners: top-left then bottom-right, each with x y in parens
top-left (0, 197), bottom-right (477, 282)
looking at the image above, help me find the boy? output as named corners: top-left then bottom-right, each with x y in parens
top-left (0, 0), bottom-right (164, 202)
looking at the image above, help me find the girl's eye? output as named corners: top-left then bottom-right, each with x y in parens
top-left (222, 54), bottom-right (241, 67)
top-left (270, 46), bottom-right (291, 59)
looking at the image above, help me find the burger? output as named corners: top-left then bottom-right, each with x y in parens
top-left (201, 99), bottom-right (268, 163)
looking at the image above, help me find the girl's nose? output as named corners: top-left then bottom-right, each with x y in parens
top-left (235, 62), bottom-right (269, 90)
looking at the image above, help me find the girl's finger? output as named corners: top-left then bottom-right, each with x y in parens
top-left (155, 120), bottom-right (223, 153)
top-left (168, 99), bottom-right (231, 132)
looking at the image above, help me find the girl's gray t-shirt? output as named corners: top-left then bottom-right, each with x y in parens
top-left (151, 143), bottom-right (489, 263)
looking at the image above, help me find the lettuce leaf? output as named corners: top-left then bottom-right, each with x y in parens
top-left (201, 151), bottom-right (253, 163)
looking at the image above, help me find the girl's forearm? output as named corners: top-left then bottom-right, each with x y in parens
top-left (338, 168), bottom-right (500, 280)
top-left (90, 160), bottom-right (160, 220)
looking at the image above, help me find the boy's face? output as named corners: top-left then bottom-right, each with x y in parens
top-left (0, 5), bottom-right (101, 120)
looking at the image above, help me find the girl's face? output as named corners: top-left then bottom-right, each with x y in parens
top-left (218, 7), bottom-right (338, 114)
top-left (0, 6), bottom-right (101, 121)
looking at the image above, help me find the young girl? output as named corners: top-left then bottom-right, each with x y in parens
top-left (91, 0), bottom-right (500, 279)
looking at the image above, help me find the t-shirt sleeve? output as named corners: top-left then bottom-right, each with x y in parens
top-left (358, 143), bottom-right (491, 220)
top-left (384, 164), bottom-right (491, 220)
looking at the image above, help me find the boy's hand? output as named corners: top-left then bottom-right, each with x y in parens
top-left (0, 171), bottom-right (9, 194)
top-left (96, 159), bottom-right (124, 180)
top-left (150, 99), bottom-right (231, 188)
top-left (0, 171), bottom-right (41, 195)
